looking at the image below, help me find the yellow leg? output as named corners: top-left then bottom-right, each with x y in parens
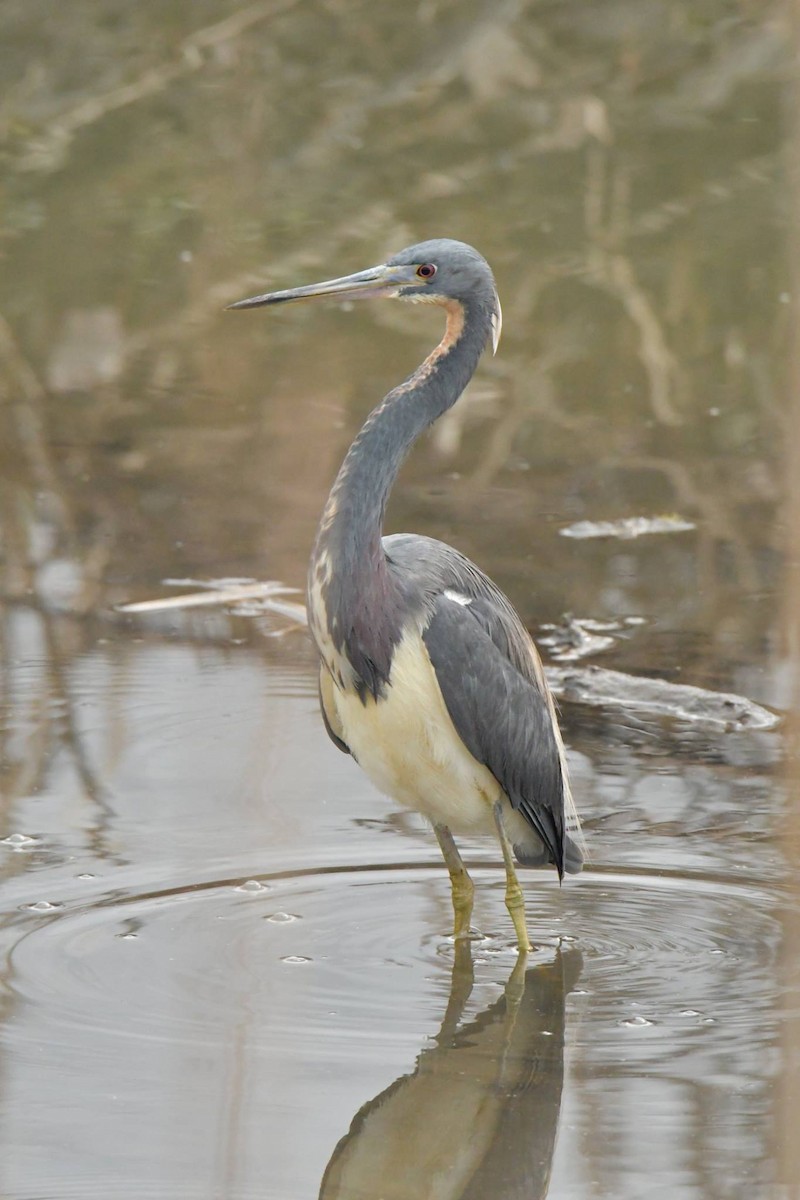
top-left (434, 823), bottom-right (475, 940)
top-left (493, 801), bottom-right (533, 954)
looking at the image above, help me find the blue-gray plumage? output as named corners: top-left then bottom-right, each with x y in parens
top-left (229, 238), bottom-right (584, 951)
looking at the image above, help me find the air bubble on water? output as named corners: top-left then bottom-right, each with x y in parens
top-left (234, 879), bottom-right (269, 893)
top-left (680, 1008), bottom-right (701, 1017)
top-left (117, 932), bottom-right (138, 940)
top-left (281, 955), bottom-right (312, 965)
top-left (266, 911), bottom-right (300, 924)
top-left (1, 833), bottom-right (38, 850)
top-left (22, 900), bottom-right (62, 913)
top-left (620, 1015), bottom-right (655, 1028)
top-left (77, 873), bottom-right (96, 880)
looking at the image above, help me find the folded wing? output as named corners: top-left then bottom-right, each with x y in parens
top-left (423, 591), bottom-right (571, 876)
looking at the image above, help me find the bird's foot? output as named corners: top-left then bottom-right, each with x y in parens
top-left (505, 887), bottom-right (533, 955)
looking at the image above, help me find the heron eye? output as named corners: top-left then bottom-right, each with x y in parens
top-left (416, 264), bottom-right (437, 279)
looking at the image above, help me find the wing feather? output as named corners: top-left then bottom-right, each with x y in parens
top-left (423, 594), bottom-right (569, 876)
top-left (385, 533), bottom-right (583, 871)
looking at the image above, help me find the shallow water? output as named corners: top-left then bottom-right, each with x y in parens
top-left (0, 624), bottom-right (794, 1198)
top-left (2, 2), bottom-right (800, 1197)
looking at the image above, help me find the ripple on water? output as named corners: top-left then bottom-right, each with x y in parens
top-left (2, 860), bottom-right (784, 1200)
top-left (5, 862), bottom-right (780, 1072)
top-left (554, 869), bottom-right (779, 1070)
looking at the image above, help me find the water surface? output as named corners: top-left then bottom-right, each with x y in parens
top-left (1, 2), bottom-right (799, 1197)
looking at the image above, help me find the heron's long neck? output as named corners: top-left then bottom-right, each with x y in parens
top-left (309, 299), bottom-right (490, 696)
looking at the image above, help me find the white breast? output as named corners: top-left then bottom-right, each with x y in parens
top-left (331, 629), bottom-right (502, 836)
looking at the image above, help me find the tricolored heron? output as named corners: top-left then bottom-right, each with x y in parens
top-left (229, 239), bottom-right (583, 951)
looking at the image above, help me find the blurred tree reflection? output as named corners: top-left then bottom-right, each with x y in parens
top-left (0, 3), bottom-right (789, 653)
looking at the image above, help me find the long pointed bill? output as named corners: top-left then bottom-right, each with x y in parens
top-left (227, 263), bottom-right (419, 310)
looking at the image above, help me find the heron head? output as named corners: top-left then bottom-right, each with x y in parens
top-left (386, 238), bottom-right (502, 352)
top-left (227, 238), bottom-right (502, 353)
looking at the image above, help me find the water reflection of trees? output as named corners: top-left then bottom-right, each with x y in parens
top-left (1, 312), bottom-right (112, 845)
top-left (1, 2), bottom-right (789, 681)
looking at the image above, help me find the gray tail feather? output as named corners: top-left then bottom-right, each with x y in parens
top-left (514, 832), bottom-right (584, 874)
top-left (563, 832), bottom-right (584, 874)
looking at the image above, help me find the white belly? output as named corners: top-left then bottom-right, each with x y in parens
top-left (331, 630), bottom-right (503, 836)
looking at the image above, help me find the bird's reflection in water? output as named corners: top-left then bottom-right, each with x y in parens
top-left (319, 943), bottom-right (582, 1200)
